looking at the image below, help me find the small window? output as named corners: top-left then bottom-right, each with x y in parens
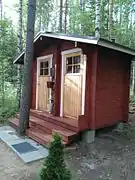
top-left (40, 61), bottom-right (49, 76)
top-left (66, 55), bottom-right (81, 74)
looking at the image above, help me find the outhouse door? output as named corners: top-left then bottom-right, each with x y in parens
top-left (36, 55), bottom-right (53, 111)
top-left (61, 51), bottom-right (86, 119)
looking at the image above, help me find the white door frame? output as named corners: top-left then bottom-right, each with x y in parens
top-left (36, 54), bottom-right (53, 110)
top-left (60, 48), bottom-right (87, 117)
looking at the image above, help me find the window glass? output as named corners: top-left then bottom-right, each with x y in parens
top-left (73, 56), bottom-right (80, 64)
top-left (43, 61), bottom-right (48, 68)
top-left (66, 65), bottom-right (72, 73)
top-left (40, 69), bottom-right (43, 76)
top-left (73, 65), bottom-right (80, 73)
top-left (66, 57), bottom-right (72, 65)
top-left (66, 55), bottom-right (80, 74)
top-left (40, 62), bottom-right (43, 68)
top-left (44, 69), bottom-right (49, 76)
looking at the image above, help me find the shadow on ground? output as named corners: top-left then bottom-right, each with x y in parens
top-left (66, 114), bottom-right (135, 180)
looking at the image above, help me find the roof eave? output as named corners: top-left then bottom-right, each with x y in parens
top-left (13, 52), bottom-right (24, 64)
top-left (14, 32), bottom-right (44, 64)
top-left (98, 39), bottom-right (135, 56)
top-left (13, 33), bottom-right (135, 64)
top-left (41, 33), bottom-right (98, 45)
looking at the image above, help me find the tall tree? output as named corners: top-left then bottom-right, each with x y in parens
top-left (108, 0), bottom-right (114, 39)
top-left (17, 0), bottom-right (23, 109)
top-left (95, 0), bottom-right (100, 38)
top-left (0, 0), bottom-right (2, 19)
top-left (59, 0), bottom-right (63, 32)
top-left (19, 0), bottom-right (37, 134)
top-left (0, 0), bottom-right (5, 106)
top-left (64, 0), bottom-right (68, 33)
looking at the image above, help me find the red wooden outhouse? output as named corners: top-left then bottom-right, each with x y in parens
top-left (10, 33), bottom-right (135, 145)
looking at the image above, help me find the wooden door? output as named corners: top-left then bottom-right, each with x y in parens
top-left (37, 58), bottom-right (51, 111)
top-left (63, 54), bottom-right (83, 118)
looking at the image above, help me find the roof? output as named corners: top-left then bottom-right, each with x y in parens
top-left (14, 32), bottom-right (135, 64)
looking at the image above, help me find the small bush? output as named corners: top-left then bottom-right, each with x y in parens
top-left (40, 133), bottom-right (71, 180)
top-left (130, 94), bottom-right (135, 104)
top-left (0, 83), bottom-right (18, 123)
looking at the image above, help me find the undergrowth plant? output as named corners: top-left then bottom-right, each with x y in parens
top-left (40, 133), bottom-right (71, 180)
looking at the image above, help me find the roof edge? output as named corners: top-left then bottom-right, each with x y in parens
top-left (98, 39), bottom-right (135, 56)
top-left (13, 32), bottom-right (135, 64)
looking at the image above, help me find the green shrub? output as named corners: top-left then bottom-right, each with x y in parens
top-left (0, 105), bottom-right (17, 123)
top-left (130, 94), bottom-right (135, 104)
top-left (40, 133), bottom-right (71, 180)
top-left (0, 82), bottom-right (18, 123)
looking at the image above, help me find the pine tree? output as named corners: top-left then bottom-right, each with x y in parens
top-left (59, 0), bottom-right (63, 32)
top-left (95, 0), bottom-right (100, 38)
top-left (40, 133), bottom-right (71, 180)
top-left (19, 0), bottom-right (37, 134)
top-left (17, 0), bottom-right (23, 110)
top-left (64, 0), bottom-right (68, 33)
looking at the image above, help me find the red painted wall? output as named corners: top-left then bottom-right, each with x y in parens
top-left (94, 48), bottom-right (131, 129)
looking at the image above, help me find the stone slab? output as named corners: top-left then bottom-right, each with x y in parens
top-left (0, 126), bottom-right (48, 163)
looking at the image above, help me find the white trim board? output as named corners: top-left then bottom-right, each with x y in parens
top-left (81, 54), bottom-right (87, 115)
top-left (61, 48), bottom-right (82, 55)
top-left (36, 54), bottom-right (53, 110)
top-left (60, 48), bottom-right (86, 117)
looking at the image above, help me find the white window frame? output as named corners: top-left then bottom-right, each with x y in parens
top-left (60, 48), bottom-right (87, 117)
top-left (36, 54), bottom-right (53, 110)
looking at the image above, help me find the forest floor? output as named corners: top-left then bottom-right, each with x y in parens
top-left (1, 113), bottom-right (135, 179)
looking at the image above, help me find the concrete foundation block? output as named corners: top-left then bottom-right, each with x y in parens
top-left (82, 130), bottom-right (95, 144)
top-left (115, 122), bottom-right (125, 132)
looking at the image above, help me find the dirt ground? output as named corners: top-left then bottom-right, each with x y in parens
top-left (0, 141), bottom-right (43, 180)
top-left (67, 113), bottom-right (135, 180)
top-left (1, 114), bottom-right (135, 180)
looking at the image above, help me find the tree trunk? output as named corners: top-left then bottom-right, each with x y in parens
top-left (0, 0), bottom-right (4, 106)
top-left (108, 0), bottom-right (114, 40)
top-left (38, 14), bottom-right (42, 32)
top-left (19, 0), bottom-right (36, 135)
top-left (119, 4), bottom-right (122, 25)
top-left (17, 0), bottom-right (23, 110)
top-left (38, 0), bottom-right (42, 32)
top-left (59, 0), bottom-right (63, 32)
top-left (0, 0), bottom-right (2, 19)
top-left (95, 0), bottom-right (100, 38)
top-left (64, 0), bottom-right (68, 33)
top-left (80, 0), bottom-right (84, 11)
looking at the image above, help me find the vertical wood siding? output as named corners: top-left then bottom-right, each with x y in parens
top-left (63, 75), bottom-right (82, 118)
top-left (95, 49), bottom-right (131, 128)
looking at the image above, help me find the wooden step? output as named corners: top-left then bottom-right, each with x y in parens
top-left (26, 129), bottom-right (67, 146)
top-left (9, 117), bottom-right (76, 144)
top-left (9, 118), bottom-right (53, 146)
top-left (9, 118), bottom-right (20, 129)
top-left (30, 116), bottom-right (77, 142)
top-left (31, 110), bottom-right (79, 132)
top-left (15, 114), bottom-right (78, 142)
top-left (26, 129), bottom-right (52, 146)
